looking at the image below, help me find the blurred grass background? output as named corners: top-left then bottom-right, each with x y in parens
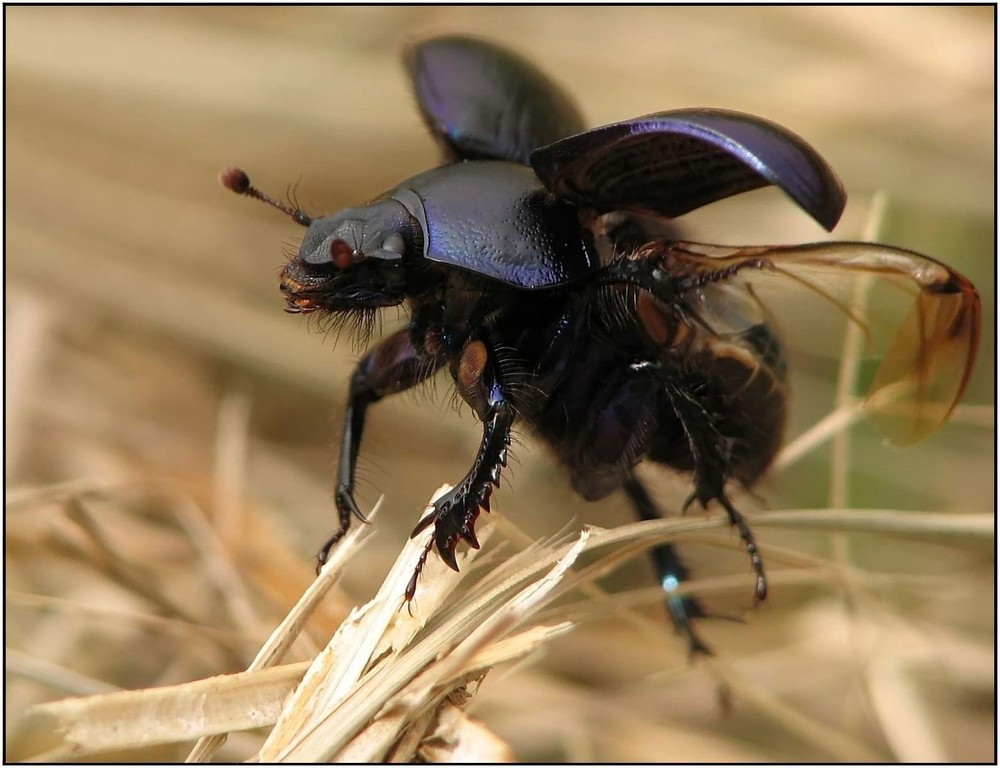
top-left (5, 6), bottom-right (994, 762)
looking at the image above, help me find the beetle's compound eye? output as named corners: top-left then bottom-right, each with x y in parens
top-left (381, 234), bottom-right (406, 256)
top-left (330, 238), bottom-right (362, 269)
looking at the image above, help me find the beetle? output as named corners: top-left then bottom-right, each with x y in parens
top-left (222, 35), bottom-right (980, 654)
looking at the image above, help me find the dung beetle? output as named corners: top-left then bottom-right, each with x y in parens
top-left (222, 35), bottom-right (980, 654)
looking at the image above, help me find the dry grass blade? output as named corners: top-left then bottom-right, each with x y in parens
top-left (170, 494), bottom-right (263, 638)
top-left (334, 625), bottom-right (573, 763)
top-left (257, 486), bottom-right (463, 757)
top-left (770, 403), bottom-right (865, 472)
top-left (867, 655), bottom-right (946, 762)
top-left (28, 662), bottom-right (310, 757)
top-left (63, 498), bottom-right (208, 628)
top-left (7, 648), bottom-right (121, 699)
top-left (211, 382), bottom-right (253, 550)
top-left (750, 509), bottom-right (992, 541)
top-left (185, 498), bottom-right (381, 762)
top-left (270, 529), bottom-right (587, 762)
top-left (5, 478), bottom-right (161, 512)
top-left (398, 696), bottom-right (515, 763)
top-left (5, 591), bottom-right (243, 648)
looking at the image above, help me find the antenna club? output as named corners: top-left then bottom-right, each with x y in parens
top-left (220, 166), bottom-right (251, 195)
top-left (219, 166), bottom-right (312, 227)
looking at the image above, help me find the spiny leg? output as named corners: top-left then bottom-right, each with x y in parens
top-left (684, 491), bottom-right (766, 604)
top-left (667, 382), bottom-right (769, 607)
top-left (623, 471), bottom-right (713, 656)
top-left (407, 339), bottom-right (514, 596)
top-left (600, 246), bottom-right (771, 605)
top-left (318, 327), bottom-right (445, 568)
top-left (405, 536), bottom-right (436, 607)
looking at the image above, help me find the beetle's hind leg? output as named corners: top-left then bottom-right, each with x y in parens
top-left (683, 490), bottom-right (766, 604)
top-left (663, 382), bottom-right (770, 609)
top-left (623, 471), bottom-right (714, 656)
top-left (601, 242), bottom-right (776, 618)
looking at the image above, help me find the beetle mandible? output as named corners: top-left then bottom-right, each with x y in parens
top-left (222, 35), bottom-right (980, 654)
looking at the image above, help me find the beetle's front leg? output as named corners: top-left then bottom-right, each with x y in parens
top-left (317, 327), bottom-right (445, 566)
top-left (407, 339), bottom-right (513, 597)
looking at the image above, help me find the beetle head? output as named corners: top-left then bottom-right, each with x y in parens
top-left (219, 168), bottom-right (425, 316)
top-left (280, 199), bottom-right (424, 314)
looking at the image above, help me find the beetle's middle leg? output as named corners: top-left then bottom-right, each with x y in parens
top-left (408, 339), bottom-right (514, 597)
top-left (318, 326), bottom-right (446, 567)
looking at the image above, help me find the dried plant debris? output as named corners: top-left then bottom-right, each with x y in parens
top-left (16, 471), bottom-right (991, 763)
top-left (20, 485), bottom-right (591, 762)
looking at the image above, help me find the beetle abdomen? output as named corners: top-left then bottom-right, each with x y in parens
top-left (644, 336), bottom-right (787, 490)
top-left (392, 162), bottom-right (597, 289)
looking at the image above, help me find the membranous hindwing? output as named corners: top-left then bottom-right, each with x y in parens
top-left (645, 240), bottom-right (980, 446)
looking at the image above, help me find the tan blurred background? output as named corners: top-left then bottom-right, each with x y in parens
top-left (6, 6), bottom-right (994, 762)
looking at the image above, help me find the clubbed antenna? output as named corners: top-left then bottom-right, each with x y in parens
top-left (219, 166), bottom-right (312, 227)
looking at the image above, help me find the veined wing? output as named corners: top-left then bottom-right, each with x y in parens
top-left (641, 240), bottom-right (980, 445)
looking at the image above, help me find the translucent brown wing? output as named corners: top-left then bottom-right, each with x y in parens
top-left (642, 240), bottom-right (981, 444)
